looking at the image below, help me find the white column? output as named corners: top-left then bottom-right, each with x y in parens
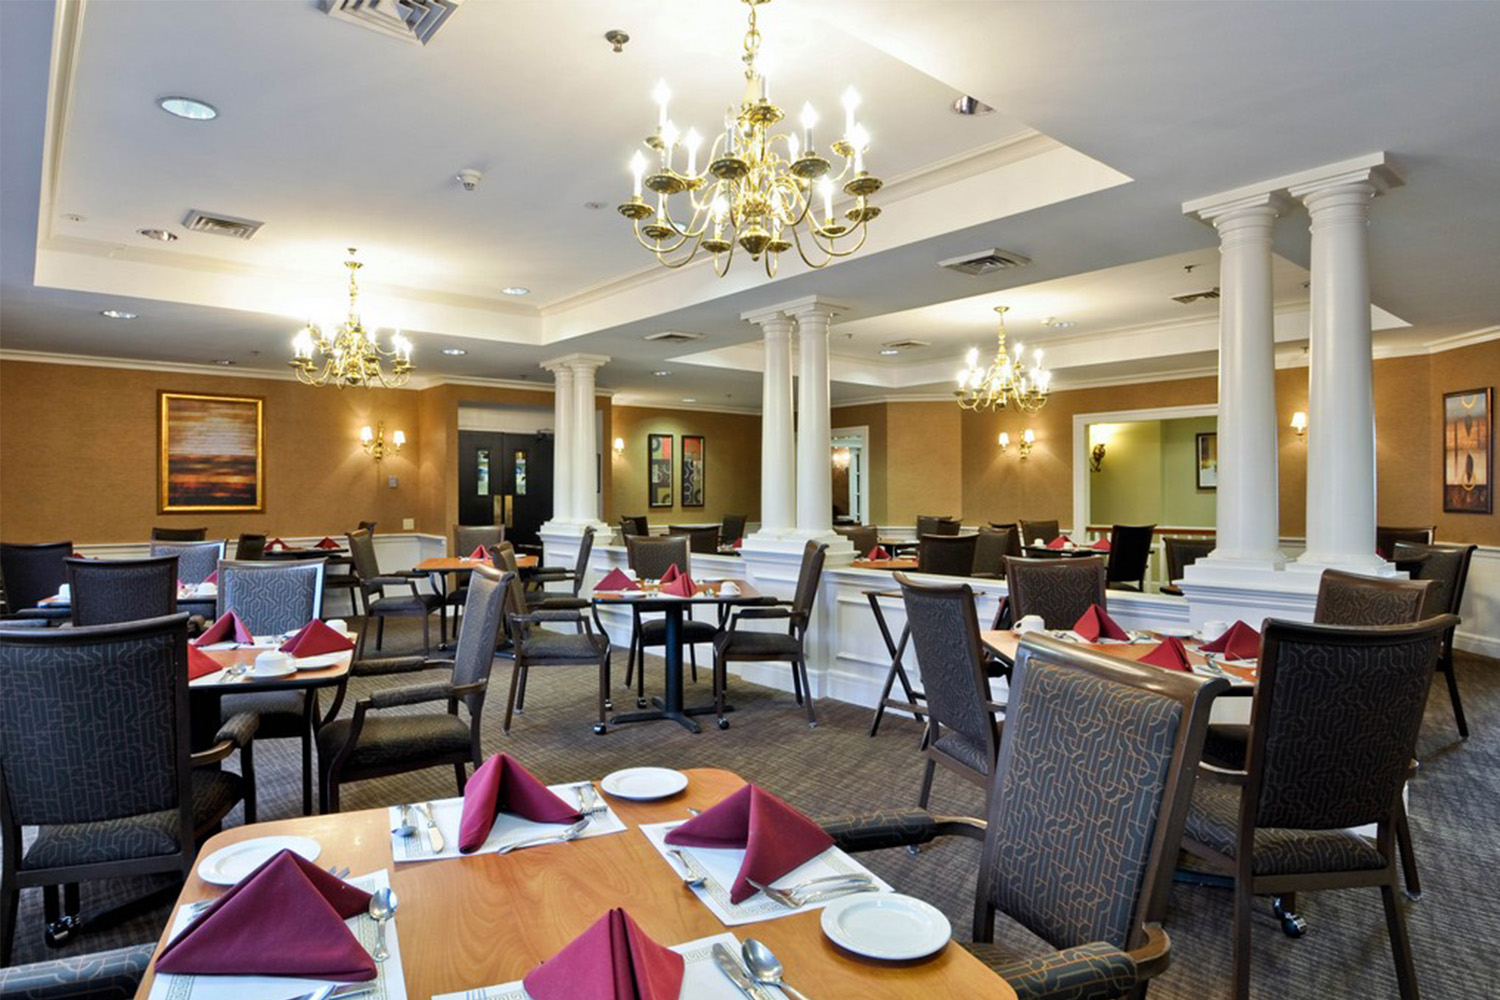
top-left (790, 301), bottom-right (837, 536)
top-left (568, 356), bottom-right (610, 527)
top-left (1291, 168), bottom-right (1398, 571)
top-left (745, 308), bottom-right (797, 539)
top-left (542, 362), bottom-right (575, 526)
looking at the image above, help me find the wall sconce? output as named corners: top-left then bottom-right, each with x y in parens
top-left (1090, 442), bottom-right (1107, 472)
top-left (612, 436), bottom-right (626, 456)
top-left (998, 429), bottom-right (1036, 460)
top-left (360, 421), bottom-right (405, 462)
top-left (1290, 411), bottom-right (1307, 441)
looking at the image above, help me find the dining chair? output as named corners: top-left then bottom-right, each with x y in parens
top-left (916, 533), bottom-right (978, 576)
top-left (0, 614), bottom-right (255, 962)
top-left (1160, 536), bottom-right (1214, 596)
top-left (1003, 555), bottom-right (1108, 629)
top-left (621, 535), bottom-right (697, 693)
top-left (0, 942), bottom-right (153, 999)
top-left (497, 564), bottom-right (613, 735)
top-left (65, 555), bottom-right (178, 626)
top-left (713, 540), bottom-right (828, 729)
top-left (833, 524), bottom-right (878, 557)
top-left (1178, 615), bottom-right (1456, 1000)
top-left (915, 514), bottom-right (961, 538)
top-left (148, 539), bottom-right (225, 585)
top-left (527, 526), bottom-right (595, 611)
top-left (1314, 569), bottom-right (1433, 627)
top-left (317, 565), bottom-right (508, 813)
top-left (442, 524), bottom-right (506, 629)
top-left (1105, 523), bottom-right (1156, 592)
top-left (986, 522), bottom-right (1025, 558)
top-left (150, 526), bottom-right (207, 542)
top-left (1016, 518), bottom-right (1061, 546)
top-left (1376, 524), bottom-right (1435, 560)
top-left (667, 525), bottom-right (720, 554)
top-left (970, 526), bottom-right (1014, 579)
top-left (618, 515), bottom-right (650, 539)
top-left (820, 633), bottom-right (1225, 1000)
top-left (719, 513), bottom-right (748, 546)
top-left (0, 541), bottom-right (72, 623)
top-left (233, 533), bottom-right (268, 561)
top-left (347, 528), bottom-right (445, 652)
top-left (1393, 540), bottom-right (1478, 738)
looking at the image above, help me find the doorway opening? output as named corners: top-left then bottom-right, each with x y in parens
top-left (831, 426), bottom-right (870, 525)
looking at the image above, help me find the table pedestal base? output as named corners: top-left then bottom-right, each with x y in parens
top-left (611, 698), bottom-right (736, 733)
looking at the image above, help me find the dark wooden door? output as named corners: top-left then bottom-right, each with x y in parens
top-left (457, 431), bottom-right (554, 546)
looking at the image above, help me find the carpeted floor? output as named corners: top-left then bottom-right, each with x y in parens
top-left (5, 619), bottom-right (1497, 998)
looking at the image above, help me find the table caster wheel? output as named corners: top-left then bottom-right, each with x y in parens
top-left (592, 723), bottom-right (607, 735)
top-left (636, 698), bottom-right (649, 709)
top-left (1272, 897), bottom-right (1307, 937)
top-left (906, 845), bottom-right (922, 857)
top-left (717, 719), bottom-right (731, 730)
top-left (44, 914), bottom-right (80, 948)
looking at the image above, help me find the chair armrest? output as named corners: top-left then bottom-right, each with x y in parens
top-left (368, 680), bottom-right (455, 710)
top-left (982, 940), bottom-right (1140, 1000)
top-left (351, 655), bottom-right (439, 677)
top-left (0, 614), bottom-right (55, 628)
top-left (368, 575), bottom-right (414, 587)
top-left (394, 570), bottom-right (429, 579)
top-left (1126, 923), bottom-right (1171, 982)
top-left (215, 711), bottom-right (260, 750)
top-left (732, 606), bottom-right (793, 622)
top-left (818, 809), bottom-right (985, 854)
top-left (1197, 761), bottom-right (1248, 786)
top-left (513, 609), bottom-right (588, 624)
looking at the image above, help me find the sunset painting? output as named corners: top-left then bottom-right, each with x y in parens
top-left (159, 392), bottom-right (264, 513)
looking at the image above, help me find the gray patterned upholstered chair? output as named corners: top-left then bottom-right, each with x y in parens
top-left (1004, 556), bottom-right (1108, 629)
top-left (1314, 569), bottom-right (1433, 628)
top-left (527, 526), bottom-right (595, 610)
top-left (0, 542), bottom-right (72, 623)
top-left (1393, 540), bottom-right (1478, 738)
top-left (348, 528), bottom-right (445, 652)
top-left (0, 942), bottom-right (154, 999)
top-left (441, 524), bottom-right (506, 630)
top-left (150, 526), bottom-right (206, 542)
top-left (622, 535), bottom-right (700, 693)
top-left (916, 533), bottom-right (977, 576)
top-left (833, 524), bottom-right (878, 558)
top-left (971, 526), bottom-right (1014, 579)
top-left (1104, 523), bottom-right (1155, 592)
top-left (916, 514), bottom-right (961, 537)
top-left (1178, 615), bottom-right (1456, 1000)
top-left (317, 565), bottom-right (508, 812)
top-left (895, 573), bottom-right (1000, 808)
top-left (148, 539), bottom-right (225, 585)
top-left (0, 615), bottom-right (254, 962)
top-left (1160, 536), bottom-right (1214, 596)
top-left (216, 559), bottom-right (325, 815)
top-left (497, 564), bottom-right (613, 735)
top-left (987, 522), bottom-right (1026, 558)
top-left (1017, 519), bottom-right (1061, 546)
top-left (65, 555), bottom-right (178, 626)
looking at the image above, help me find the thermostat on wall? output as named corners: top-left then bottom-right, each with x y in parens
top-left (388, 476), bottom-right (398, 489)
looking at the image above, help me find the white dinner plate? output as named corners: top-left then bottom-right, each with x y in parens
top-left (820, 892), bottom-right (951, 960)
top-left (600, 767), bottom-right (689, 801)
top-left (1152, 626), bottom-right (1197, 638)
top-left (197, 835), bottom-right (320, 886)
top-left (293, 652), bottom-right (345, 671)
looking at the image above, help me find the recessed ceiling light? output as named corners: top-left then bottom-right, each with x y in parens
top-left (879, 348), bottom-right (899, 356)
top-left (157, 96), bottom-right (218, 121)
top-left (212, 359), bottom-right (236, 366)
top-left (100, 309), bottom-right (137, 319)
top-left (681, 397), bottom-right (698, 403)
top-left (441, 347), bottom-right (468, 356)
top-left (137, 228), bottom-right (178, 242)
top-left (62, 213), bottom-right (85, 223)
top-left (500, 286), bottom-right (530, 296)
top-left (952, 95), bottom-right (994, 116)
top-left (653, 370), bottom-right (672, 377)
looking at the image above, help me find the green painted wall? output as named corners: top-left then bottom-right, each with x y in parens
top-left (1161, 417), bottom-right (1218, 527)
top-left (1088, 417), bottom-right (1217, 528)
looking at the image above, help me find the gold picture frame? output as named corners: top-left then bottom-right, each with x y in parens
top-left (159, 391), bottom-right (265, 513)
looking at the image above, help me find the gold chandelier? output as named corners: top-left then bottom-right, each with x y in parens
top-left (617, 0), bottom-right (882, 277)
top-left (289, 249), bottom-right (413, 389)
top-left (955, 307), bottom-right (1052, 412)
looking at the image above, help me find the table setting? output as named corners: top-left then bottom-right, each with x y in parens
top-left (992, 612), bottom-right (1263, 688)
top-left (188, 615), bottom-right (357, 685)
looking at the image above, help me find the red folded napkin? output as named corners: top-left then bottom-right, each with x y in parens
top-left (468, 544), bottom-right (488, 560)
top-left (866, 545), bottom-right (890, 560)
top-left (205, 570), bottom-right (218, 585)
top-left (594, 568), bottom-right (640, 592)
top-left (1199, 621), bottom-right (1261, 660)
top-left (665, 783), bottom-right (834, 904)
top-left (1140, 636), bottom-right (1192, 672)
top-left (522, 908), bottom-right (684, 1000)
top-left (267, 537), bottom-right (287, 550)
top-left (1045, 534), bottom-right (1073, 550)
top-left (459, 753), bottom-right (583, 854)
top-left (1091, 538), bottom-right (1111, 551)
top-left (155, 850), bottom-right (374, 981)
top-left (191, 611), bottom-right (253, 647)
top-left (659, 573), bottom-right (698, 598)
top-left (279, 619), bottom-right (355, 657)
top-left (316, 536), bottom-right (340, 550)
top-left (659, 564), bottom-right (681, 585)
top-left (1073, 603), bottom-right (1129, 642)
top-left (732, 537), bottom-right (744, 549)
top-left (187, 646), bottom-right (223, 681)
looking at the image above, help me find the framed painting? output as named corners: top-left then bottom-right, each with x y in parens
top-left (1443, 387), bottom-right (1492, 514)
top-left (1195, 432), bottom-right (1218, 491)
top-left (681, 435), bottom-right (705, 508)
top-left (159, 392), bottom-right (265, 513)
top-left (648, 433), bottom-right (673, 509)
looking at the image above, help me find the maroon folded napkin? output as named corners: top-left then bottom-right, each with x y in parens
top-left (1200, 621), bottom-right (1261, 660)
top-left (1045, 534), bottom-right (1073, 550)
top-left (523, 908), bottom-right (684, 1000)
top-left (188, 646), bottom-right (222, 681)
top-left (313, 537), bottom-right (338, 550)
top-left (205, 570), bottom-right (218, 585)
top-left (1091, 538), bottom-right (1112, 551)
top-left (1140, 637), bottom-right (1192, 672)
top-left (1073, 604), bottom-right (1129, 642)
top-left (658, 573), bottom-right (698, 598)
top-left (659, 564), bottom-right (681, 585)
top-left (665, 783), bottom-right (834, 904)
top-left (468, 544), bottom-right (488, 560)
top-left (155, 850), bottom-right (374, 981)
top-left (732, 537), bottom-right (744, 549)
top-left (594, 568), bottom-right (640, 592)
top-left (866, 545), bottom-right (891, 561)
top-left (459, 753), bottom-right (583, 854)
top-left (191, 611), bottom-right (253, 647)
top-left (267, 537), bottom-right (287, 551)
top-left (279, 620), bottom-right (355, 657)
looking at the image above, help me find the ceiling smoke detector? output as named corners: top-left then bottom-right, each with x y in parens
top-left (456, 168), bottom-right (483, 191)
top-left (938, 248), bottom-right (1031, 276)
top-left (1171, 287), bottom-right (1221, 305)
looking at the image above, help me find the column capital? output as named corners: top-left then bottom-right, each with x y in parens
top-left (1288, 161), bottom-right (1402, 204)
top-left (540, 352), bottom-right (611, 373)
top-left (1186, 190), bottom-right (1294, 225)
top-left (783, 296), bottom-right (850, 325)
top-left (742, 306), bottom-right (796, 335)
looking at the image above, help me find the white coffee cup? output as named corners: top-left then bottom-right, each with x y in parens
top-left (1200, 620), bottom-right (1230, 641)
top-left (326, 619), bottom-right (348, 636)
top-left (1015, 614), bottom-right (1046, 633)
top-left (718, 581), bottom-right (741, 596)
top-left (57, 583), bottom-right (71, 601)
top-left (1062, 540), bottom-right (1076, 550)
top-left (1032, 538), bottom-right (1045, 548)
top-left (253, 650), bottom-right (293, 676)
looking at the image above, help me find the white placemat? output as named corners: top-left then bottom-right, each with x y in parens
top-left (638, 821), bottom-right (891, 927)
top-left (390, 782), bottom-right (627, 862)
top-left (147, 869), bottom-right (406, 1000)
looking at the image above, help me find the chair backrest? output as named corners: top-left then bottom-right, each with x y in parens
top-left (1245, 616), bottom-right (1455, 832)
top-left (626, 535), bottom-right (689, 579)
top-left (1017, 519), bottom-right (1061, 546)
top-left (833, 524), bottom-right (878, 557)
top-left (971, 526), bottom-right (1014, 577)
top-left (1391, 541), bottom-right (1477, 618)
top-left (235, 533), bottom-right (268, 561)
top-left (454, 524), bottom-right (504, 556)
top-left (980, 634), bottom-right (1223, 950)
top-left (1164, 536), bottom-right (1214, 582)
top-left (66, 556), bottom-right (179, 627)
top-left (450, 565), bottom-right (508, 714)
top-left (916, 515), bottom-right (961, 538)
top-left (1376, 524), bottom-right (1434, 559)
top-left (1004, 556), bottom-right (1108, 628)
top-left (1105, 524), bottom-right (1156, 586)
top-left (895, 573), bottom-right (998, 778)
top-left (0, 541), bottom-right (72, 611)
top-left (719, 514), bottom-right (748, 545)
top-left (487, 544), bottom-right (529, 642)
top-left (917, 534), bottom-right (978, 576)
top-left (668, 525), bottom-right (720, 554)
top-left (357, 520), bottom-right (378, 535)
top-left (0, 614), bottom-right (192, 830)
top-left (790, 541), bottom-right (829, 625)
top-left (570, 527), bottom-right (597, 595)
top-left (619, 515), bottom-right (650, 538)
top-left (216, 560), bottom-right (325, 634)
top-left (346, 528), bottom-right (381, 583)
top-left (987, 522), bottom-right (1025, 558)
top-left (148, 540), bottom-right (225, 585)
top-left (1314, 569), bottom-right (1432, 627)
top-left (150, 526), bottom-right (206, 542)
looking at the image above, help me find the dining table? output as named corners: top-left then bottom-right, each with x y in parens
top-left (980, 629), bottom-right (1258, 691)
top-left (134, 767), bottom-right (1017, 999)
top-left (264, 545), bottom-right (348, 560)
top-left (188, 643), bottom-right (355, 752)
top-left (851, 556), bottom-right (919, 571)
top-left (1020, 545), bottom-right (1109, 559)
top-left (414, 554), bottom-right (538, 573)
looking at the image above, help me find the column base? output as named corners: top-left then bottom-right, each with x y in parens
top-left (1180, 552), bottom-right (1287, 588)
top-left (1179, 566), bottom-right (1321, 631)
top-left (1291, 551), bottom-right (1398, 577)
top-left (742, 528), bottom-right (854, 563)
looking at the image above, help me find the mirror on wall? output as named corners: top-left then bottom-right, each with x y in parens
top-left (831, 427), bottom-right (870, 525)
top-left (1086, 416), bottom-right (1218, 530)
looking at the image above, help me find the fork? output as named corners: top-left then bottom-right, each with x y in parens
top-left (575, 783), bottom-right (607, 815)
top-left (497, 818), bottom-right (591, 855)
top-left (747, 877), bottom-right (879, 909)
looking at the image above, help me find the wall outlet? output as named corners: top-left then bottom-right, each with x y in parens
top-left (402, 518), bottom-right (415, 530)
top-left (387, 475), bottom-right (398, 488)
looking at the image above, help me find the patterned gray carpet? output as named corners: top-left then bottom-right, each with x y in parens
top-left (5, 620), bottom-right (1496, 998)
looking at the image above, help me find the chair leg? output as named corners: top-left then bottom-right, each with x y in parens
top-left (918, 758), bottom-right (936, 809)
top-left (799, 657), bottom-right (817, 728)
top-left (594, 656), bottom-right (609, 735)
top-left (0, 861), bottom-right (16, 967)
top-left (623, 632), bottom-right (636, 688)
top-left (636, 638), bottom-right (646, 707)
top-left (688, 644), bottom-right (698, 684)
top-left (1383, 882), bottom-right (1422, 999)
top-left (301, 695), bottom-right (315, 816)
top-left (326, 774), bottom-right (341, 814)
top-left (376, 615), bottom-right (385, 650)
top-left (1396, 803), bottom-right (1422, 900)
top-left (516, 663), bottom-right (530, 713)
top-left (791, 659), bottom-right (804, 705)
top-left (1231, 877), bottom-right (1253, 1000)
top-left (454, 762), bottom-right (468, 795)
top-left (504, 664), bottom-right (523, 733)
top-left (1443, 660), bottom-right (1468, 739)
top-left (421, 612), bottom-right (431, 656)
top-left (714, 654), bottom-right (729, 728)
top-left (241, 740), bottom-right (257, 824)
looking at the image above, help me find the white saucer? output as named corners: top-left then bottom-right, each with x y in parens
top-left (1152, 627), bottom-right (1197, 638)
top-left (820, 892), bottom-right (951, 960)
top-left (197, 835), bottom-right (320, 886)
top-left (292, 652), bottom-right (345, 671)
top-left (600, 767), bottom-right (689, 801)
top-left (251, 660), bottom-right (297, 678)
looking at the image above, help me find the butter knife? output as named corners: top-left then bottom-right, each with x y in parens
top-left (417, 801), bottom-right (444, 853)
top-left (713, 942), bottom-right (773, 1000)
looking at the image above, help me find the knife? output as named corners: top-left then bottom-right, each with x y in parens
top-left (417, 801), bottom-right (445, 853)
top-left (713, 942), bottom-right (773, 1000)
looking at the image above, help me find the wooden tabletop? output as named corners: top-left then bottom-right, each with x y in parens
top-left (416, 554), bottom-right (538, 572)
top-left (851, 557), bottom-right (919, 570)
top-left (592, 579), bottom-right (764, 604)
top-left (189, 645), bottom-right (353, 692)
top-left (137, 768), bottom-right (1014, 999)
top-left (980, 630), bottom-right (1258, 686)
top-left (265, 546), bottom-right (347, 559)
top-left (1021, 546), bottom-right (1107, 558)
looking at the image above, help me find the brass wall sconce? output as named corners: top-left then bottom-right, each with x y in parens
top-left (998, 429), bottom-right (1036, 460)
top-left (612, 436), bottom-right (626, 456)
top-left (360, 421), bottom-right (405, 462)
top-left (1290, 411), bottom-right (1307, 441)
top-left (1090, 442), bottom-right (1107, 472)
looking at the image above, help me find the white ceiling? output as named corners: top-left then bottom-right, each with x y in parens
top-left (2, 0), bottom-right (1497, 411)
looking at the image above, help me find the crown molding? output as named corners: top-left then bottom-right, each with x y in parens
top-left (610, 395), bottom-right (760, 415)
top-left (1422, 325), bottom-right (1500, 354)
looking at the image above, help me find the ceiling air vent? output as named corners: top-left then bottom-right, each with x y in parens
top-left (882, 339), bottom-right (930, 351)
top-left (1171, 287), bottom-right (1221, 305)
top-left (643, 331), bottom-right (704, 345)
top-left (182, 210), bottom-right (264, 240)
top-left (938, 248), bottom-right (1031, 276)
top-left (324, 0), bottom-right (463, 46)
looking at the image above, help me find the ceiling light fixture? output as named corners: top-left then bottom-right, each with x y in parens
top-left (290, 248), bottom-right (413, 389)
top-left (137, 228), bottom-right (178, 242)
top-left (952, 95), bottom-right (994, 116)
top-left (441, 347), bottom-right (468, 356)
top-left (1041, 316), bottom-right (1076, 329)
top-left (618, 0), bottom-right (881, 277)
top-left (500, 286), bottom-right (530, 296)
top-left (955, 306), bottom-right (1051, 413)
top-left (157, 96), bottom-right (218, 121)
top-left (682, 397), bottom-right (698, 403)
top-left (212, 359), bottom-right (236, 366)
top-left (100, 309), bottom-right (137, 319)
top-left (879, 348), bottom-right (899, 356)
top-left (653, 370), bottom-right (672, 377)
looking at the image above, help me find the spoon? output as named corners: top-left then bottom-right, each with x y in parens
top-left (742, 938), bottom-right (811, 1000)
top-left (391, 804), bottom-right (417, 838)
top-left (369, 887), bottom-right (398, 962)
